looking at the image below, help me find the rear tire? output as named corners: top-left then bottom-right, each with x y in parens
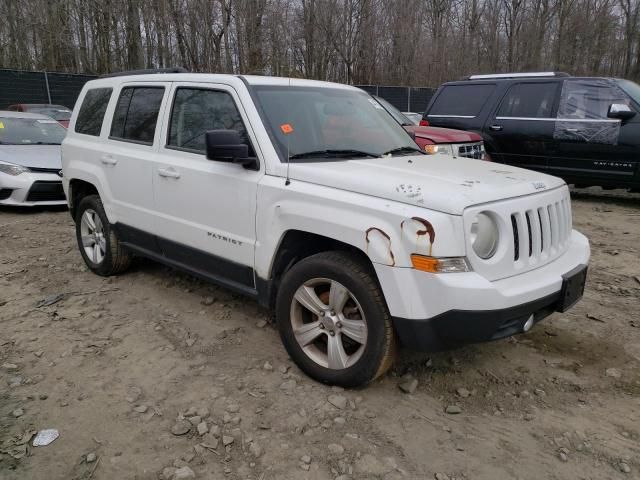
top-left (75, 195), bottom-right (132, 276)
top-left (276, 251), bottom-right (396, 387)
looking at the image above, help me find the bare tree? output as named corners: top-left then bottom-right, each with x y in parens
top-left (0, 0), bottom-right (638, 85)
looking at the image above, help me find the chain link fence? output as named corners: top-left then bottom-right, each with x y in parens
top-left (0, 69), bottom-right (436, 116)
top-left (0, 69), bottom-right (97, 109)
top-left (355, 85), bottom-right (436, 113)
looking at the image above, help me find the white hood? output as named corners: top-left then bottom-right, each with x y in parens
top-left (287, 155), bottom-right (566, 215)
top-left (0, 144), bottom-right (62, 169)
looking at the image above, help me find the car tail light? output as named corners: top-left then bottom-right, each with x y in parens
top-left (419, 119), bottom-right (430, 126)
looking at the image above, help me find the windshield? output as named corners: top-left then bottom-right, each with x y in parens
top-left (253, 85), bottom-right (417, 161)
top-left (27, 106), bottom-right (72, 121)
top-left (0, 117), bottom-right (67, 145)
top-left (616, 79), bottom-right (640, 105)
top-left (373, 96), bottom-right (412, 125)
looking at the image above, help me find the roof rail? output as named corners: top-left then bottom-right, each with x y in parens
top-left (467, 72), bottom-right (569, 80)
top-left (99, 67), bottom-right (188, 78)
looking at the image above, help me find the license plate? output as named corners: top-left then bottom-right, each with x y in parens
top-left (557, 265), bottom-right (588, 312)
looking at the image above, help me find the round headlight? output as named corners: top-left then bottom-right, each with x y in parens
top-left (470, 212), bottom-right (499, 259)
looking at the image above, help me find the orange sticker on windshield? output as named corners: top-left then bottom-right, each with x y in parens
top-left (280, 123), bottom-right (294, 134)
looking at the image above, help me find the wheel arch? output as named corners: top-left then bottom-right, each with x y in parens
top-left (259, 229), bottom-right (380, 309)
top-left (68, 178), bottom-right (100, 220)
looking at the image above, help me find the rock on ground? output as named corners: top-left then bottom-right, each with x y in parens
top-left (328, 394), bottom-right (348, 409)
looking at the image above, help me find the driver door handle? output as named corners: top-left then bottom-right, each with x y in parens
top-left (158, 167), bottom-right (181, 179)
top-left (100, 155), bottom-right (118, 165)
top-left (489, 124), bottom-right (503, 131)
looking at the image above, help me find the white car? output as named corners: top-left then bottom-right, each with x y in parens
top-left (62, 71), bottom-right (590, 387)
top-left (401, 111), bottom-right (423, 125)
top-left (0, 111), bottom-right (67, 206)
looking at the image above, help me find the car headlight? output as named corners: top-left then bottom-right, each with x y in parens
top-left (470, 212), bottom-right (499, 259)
top-left (423, 144), bottom-right (454, 156)
top-left (0, 161), bottom-right (29, 176)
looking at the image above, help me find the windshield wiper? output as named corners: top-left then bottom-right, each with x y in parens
top-left (288, 149), bottom-right (379, 160)
top-left (33, 142), bottom-right (62, 145)
top-left (381, 146), bottom-right (424, 156)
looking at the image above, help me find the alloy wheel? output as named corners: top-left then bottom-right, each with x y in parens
top-left (80, 209), bottom-right (106, 264)
top-left (290, 278), bottom-right (368, 370)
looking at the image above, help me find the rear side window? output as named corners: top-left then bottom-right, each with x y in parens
top-left (497, 83), bottom-right (559, 118)
top-left (110, 86), bottom-right (164, 144)
top-left (429, 84), bottom-right (495, 117)
top-left (75, 88), bottom-right (112, 136)
top-left (167, 88), bottom-right (252, 154)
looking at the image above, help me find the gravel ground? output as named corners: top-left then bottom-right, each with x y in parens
top-left (1, 187), bottom-right (639, 480)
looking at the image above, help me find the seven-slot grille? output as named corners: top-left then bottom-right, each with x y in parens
top-left (457, 142), bottom-right (484, 159)
top-left (510, 196), bottom-right (572, 263)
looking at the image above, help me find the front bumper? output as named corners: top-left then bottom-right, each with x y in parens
top-left (393, 267), bottom-right (585, 351)
top-left (374, 230), bottom-right (590, 351)
top-left (0, 172), bottom-right (67, 206)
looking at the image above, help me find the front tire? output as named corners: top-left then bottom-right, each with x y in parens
top-left (75, 195), bottom-right (132, 276)
top-left (276, 251), bottom-right (396, 387)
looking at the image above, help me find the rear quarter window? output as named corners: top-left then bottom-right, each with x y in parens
top-left (429, 84), bottom-right (496, 117)
top-left (75, 88), bottom-right (113, 136)
top-left (110, 86), bottom-right (165, 144)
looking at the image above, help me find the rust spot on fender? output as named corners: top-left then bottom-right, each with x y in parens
top-left (401, 217), bottom-right (436, 256)
top-left (365, 227), bottom-right (390, 241)
top-left (411, 217), bottom-right (436, 245)
top-left (365, 227), bottom-right (395, 266)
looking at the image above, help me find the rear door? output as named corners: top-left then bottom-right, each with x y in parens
top-left (549, 79), bottom-right (638, 187)
top-left (425, 83), bottom-right (497, 132)
top-left (485, 81), bottom-right (560, 172)
top-left (102, 82), bottom-right (170, 236)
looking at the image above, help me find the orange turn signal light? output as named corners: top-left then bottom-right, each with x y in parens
top-left (411, 254), bottom-right (439, 273)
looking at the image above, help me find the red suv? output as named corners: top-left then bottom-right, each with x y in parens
top-left (7, 104), bottom-right (72, 128)
top-left (374, 96), bottom-right (488, 160)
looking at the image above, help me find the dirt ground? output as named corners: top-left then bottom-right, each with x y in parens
top-left (1, 187), bottom-right (639, 480)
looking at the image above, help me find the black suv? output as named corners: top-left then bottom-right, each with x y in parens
top-left (422, 73), bottom-right (640, 191)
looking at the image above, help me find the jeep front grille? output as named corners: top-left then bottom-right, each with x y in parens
top-left (510, 197), bottom-right (572, 263)
top-left (464, 186), bottom-right (573, 281)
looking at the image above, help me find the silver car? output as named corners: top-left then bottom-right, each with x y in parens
top-left (0, 111), bottom-right (67, 206)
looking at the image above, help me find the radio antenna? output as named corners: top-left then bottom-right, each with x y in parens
top-left (285, 52), bottom-right (292, 186)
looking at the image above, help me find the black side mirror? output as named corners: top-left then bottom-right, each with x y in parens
top-left (205, 130), bottom-right (259, 170)
top-left (607, 103), bottom-right (636, 121)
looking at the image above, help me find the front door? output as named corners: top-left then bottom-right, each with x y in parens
top-left (152, 83), bottom-right (264, 292)
top-left (484, 81), bottom-right (560, 172)
top-left (548, 79), bottom-right (639, 187)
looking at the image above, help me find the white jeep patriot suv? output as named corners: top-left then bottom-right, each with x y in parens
top-left (62, 70), bottom-right (590, 387)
